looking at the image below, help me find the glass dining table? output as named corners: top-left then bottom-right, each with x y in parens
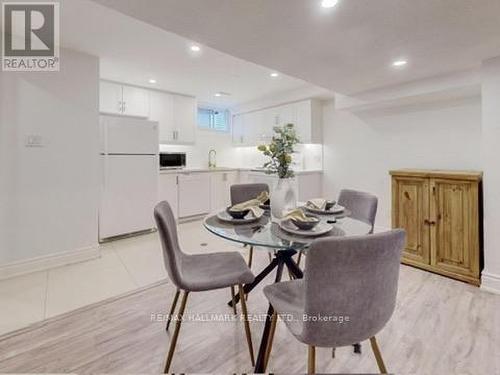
top-left (203, 208), bottom-right (372, 372)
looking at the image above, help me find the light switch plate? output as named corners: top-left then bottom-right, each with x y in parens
top-left (25, 135), bottom-right (44, 147)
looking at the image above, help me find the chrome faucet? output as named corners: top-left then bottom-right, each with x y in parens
top-left (208, 149), bottom-right (217, 168)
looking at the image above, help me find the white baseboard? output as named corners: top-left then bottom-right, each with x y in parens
top-left (0, 246), bottom-right (100, 281)
top-left (481, 271), bottom-right (500, 295)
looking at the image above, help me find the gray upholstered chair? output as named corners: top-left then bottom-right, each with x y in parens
top-left (262, 229), bottom-right (406, 374)
top-left (338, 189), bottom-right (378, 233)
top-left (154, 201), bottom-right (256, 373)
top-left (230, 183), bottom-right (270, 267)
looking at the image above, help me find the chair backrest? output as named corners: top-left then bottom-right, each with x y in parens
top-left (230, 183), bottom-right (269, 205)
top-left (154, 201), bottom-right (185, 289)
top-left (338, 189), bottom-right (378, 232)
top-left (302, 229), bottom-right (406, 347)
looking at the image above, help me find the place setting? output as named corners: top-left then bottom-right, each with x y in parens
top-left (302, 198), bottom-right (346, 216)
top-left (216, 191), bottom-right (270, 224)
top-left (278, 207), bottom-right (334, 238)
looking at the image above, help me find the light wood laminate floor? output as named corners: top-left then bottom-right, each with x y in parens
top-left (0, 249), bottom-right (499, 374)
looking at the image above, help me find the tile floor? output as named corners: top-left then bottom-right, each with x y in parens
top-left (0, 220), bottom-right (244, 336)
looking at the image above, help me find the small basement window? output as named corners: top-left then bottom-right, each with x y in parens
top-left (197, 107), bottom-right (230, 132)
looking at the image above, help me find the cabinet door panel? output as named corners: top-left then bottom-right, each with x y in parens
top-left (178, 173), bottom-right (210, 217)
top-left (392, 176), bottom-right (430, 264)
top-left (150, 91), bottom-right (174, 143)
top-left (158, 174), bottom-right (178, 219)
top-left (172, 95), bottom-right (196, 144)
top-left (430, 179), bottom-right (479, 277)
top-left (232, 114), bottom-right (245, 145)
top-left (122, 86), bottom-right (149, 118)
top-left (100, 81), bottom-right (123, 115)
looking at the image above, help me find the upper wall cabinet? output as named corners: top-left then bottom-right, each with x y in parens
top-left (232, 99), bottom-right (323, 146)
top-left (100, 81), bottom-right (149, 118)
top-left (149, 90), bottom-right (175, 143)
top-left (295, 99), bottom-right (323, 144)
top-left (172, 95), bottom-right (196, 144)
top-left (149, 91), bottom-right (196, 144)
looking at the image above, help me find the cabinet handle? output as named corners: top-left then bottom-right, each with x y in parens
top-left (424, 219), bottom-right (437, 226)
top-left (122, 101), bottom-right (126, 113)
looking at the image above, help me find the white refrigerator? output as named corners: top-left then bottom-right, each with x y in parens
top-left (99, 115), bottom-right (159, 240)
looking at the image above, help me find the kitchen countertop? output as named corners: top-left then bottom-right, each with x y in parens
top-left (159, 167), bottom-right (323, 175)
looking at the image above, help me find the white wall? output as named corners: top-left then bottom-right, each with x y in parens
top-left (322, 97), bottom-right (482, 229)
top-left (480, 57), bottom-right (500, 293)
top-left (0, 49), bottom-right (100, 270)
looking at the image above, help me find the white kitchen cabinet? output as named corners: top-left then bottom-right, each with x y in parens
top-left (172, 95), bottom-right (196, 144)
top-left (150, 91), bottom-right (175, 143)
top-left (149, 92), bottom-right (196, 144)
top-left (232, 114), bottom-right (245, 145)
top-left (210, 171), bottom-right (239, 210)
top-left (232, 99), bottom-right (323, 146)
top-left (122, 85), bottom-right (150, 118)
top-left (100, 81), bottom-right (123, 115)
top-left (295, 99), bottom-right (323, 144)
top-left (178, 173), bottom-right (211, 218)
top-left (99, 81), bottom-right (149, 118)
top-left (244, 171), bottom-right (323, 202)
top-left (158, 173), bottom-right (178, 219)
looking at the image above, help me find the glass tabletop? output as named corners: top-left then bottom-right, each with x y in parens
top-left (203, 209), bottom-right (372, 251)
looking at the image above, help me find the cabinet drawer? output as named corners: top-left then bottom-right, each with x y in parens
top-left (178, 173), bottom-right (211, 218)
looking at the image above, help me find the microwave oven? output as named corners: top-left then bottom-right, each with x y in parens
top-left (159, 152), bottom-right (186, 169)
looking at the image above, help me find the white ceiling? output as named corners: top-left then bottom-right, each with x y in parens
top-left (92, 0), bottom-right (500, 95)
top-left (55, 0), bottom-right (318, 107)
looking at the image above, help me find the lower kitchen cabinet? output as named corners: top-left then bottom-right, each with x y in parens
top-left (240, 171), bottom-right (323, 202)
top-left (159, 170), bottom-right (323, 221)
top-left (178, 173), bottom-right (211, 218)
top-left (391, 169), bottom-right (483, 286)
top-left (158, 173), bottom-right (178, 219)
top-left (210, 171), bottom-right (239, 210)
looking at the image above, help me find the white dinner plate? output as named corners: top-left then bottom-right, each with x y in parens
top-left (216, 210), bottom-right (262, 224)
top-left (279, 219), bottom-right (333, 237)
top-left (304, 204), bottom-right (345, 215)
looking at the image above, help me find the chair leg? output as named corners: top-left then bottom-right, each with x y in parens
top-left (264, 311), bottom-right (278, 371)
top-left (164, 291), bottom-right (189, 373)
top-left (230, 286), bottom-right (238, 315)
top-left (308, 345), bottom-right (316, 374)
top-left (247, 246), bottom-right (254, 268)
top-left (239, 284), bottom-right (255, 366)
top-left (166, 289), bottom-right (180, 331)
top-left (369, 336), bottom-right (388, 374)
top-left (297, 251), bottom-right (303, 268)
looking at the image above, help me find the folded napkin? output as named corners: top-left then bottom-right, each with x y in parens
top-left (231, 191), bottom-right (270, 218)
top-left (284, 208), bottom-right (317, 222)
top-left (306, 198), bottom-right (327, 210)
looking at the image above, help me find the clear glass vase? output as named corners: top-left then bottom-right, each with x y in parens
top-left (271, 177), bottom-right (297, 221)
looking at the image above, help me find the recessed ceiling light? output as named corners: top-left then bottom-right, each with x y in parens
top-left (270, 72), bottom-right (279, 78)
top-left (321, 0), bottom-right (338, 8)
top-left (190, 45), bottom-right (201, 52)
top-left (214, 92), bottom-right (231, 97)
top-left (148, 79), bottom-right (157, 84)
top-left (392, 59), bottom-right (408, 67)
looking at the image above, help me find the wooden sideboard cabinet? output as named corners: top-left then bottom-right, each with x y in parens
top-left (390, 169), bottom-right (483, 286)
